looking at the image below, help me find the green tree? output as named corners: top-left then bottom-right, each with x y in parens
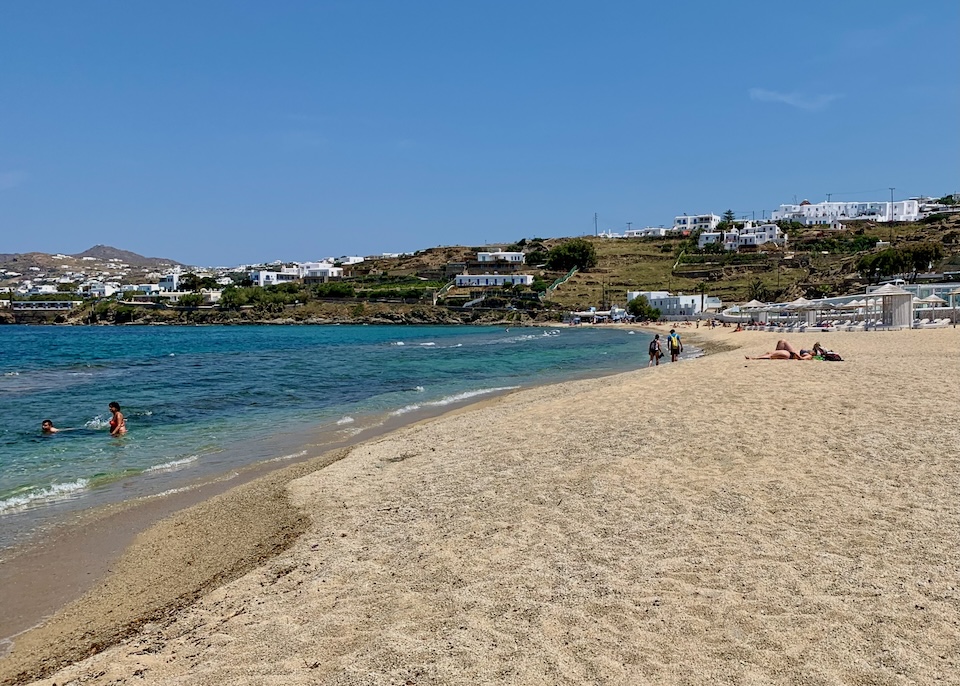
top-left (903, 242), bottom-right (944, 279)
top-left (546, 238), bottom-right (597, 271)
top-left (747, 277), bottom-right (768, 302)
top-left (722, 209), bottom-right (736, 223)
top-left (219, 286), bottom-right (248, 308)
top-left (525, 248), bottom-right (549, 266)
top-left (179, 273), bottom-right (202, 291)
top-left (626, 295), bottom-right (661, 321)
top-left (177, 293), bottom-right (204, 307)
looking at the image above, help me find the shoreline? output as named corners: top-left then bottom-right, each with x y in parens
top-left (4, 327), bottom-right (956, 684)
top-left (0, 330), bottom-right (676, 678)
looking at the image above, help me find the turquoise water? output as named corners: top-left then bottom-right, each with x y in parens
top-left (0, 324), bottom-right (654, 548)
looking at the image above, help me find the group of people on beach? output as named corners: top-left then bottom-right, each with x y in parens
top-left (41, 402), bottom-right (126, 436)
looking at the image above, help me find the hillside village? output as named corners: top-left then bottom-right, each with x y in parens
top-left (2, 195), bottom-right (959, 325)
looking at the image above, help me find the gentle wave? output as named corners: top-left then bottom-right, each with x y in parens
top-left (149, 485), bottom-right (195, 499)
top-left (266, 449), bottom-right (309, 463)
top-left (146, 456), bottom-right (199, 473)
top-left (85, 416), bottom-right (110, 429)
top-left (424, 386), bottom-right (520, 407)
top-left (336, 416), bottom-right (355, 425)
top-left (0, 479), bottom-right (90, 514)
top-left (389, 386), bottom-right (520, 416)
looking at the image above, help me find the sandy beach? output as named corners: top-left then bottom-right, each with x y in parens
top-left (3, 326), bottom-right (958, 685)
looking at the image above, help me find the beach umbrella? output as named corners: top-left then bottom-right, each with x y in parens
top-left (740, 299), bottom-right (766, 324)
top-left (785, 297), bottom-right (812, 309)
top-left (920, 294), bottom-right (948, 319)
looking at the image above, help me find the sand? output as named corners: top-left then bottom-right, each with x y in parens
top-left (3, 327), bottom-right (959, 685)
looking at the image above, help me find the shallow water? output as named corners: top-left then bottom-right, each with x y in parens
top-left (0, 324), bottom-right (655, 548)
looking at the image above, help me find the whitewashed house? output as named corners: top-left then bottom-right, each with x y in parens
top-left (477, 250), bottom-right (526, 264)
top-left (301, 262), bottom-right (343, 279)
top-left (86, 282), bottom-right (118, 298)
top-left (247, 270), bottom-right (300, 287)
top-left (771, 199), bottom-right (919, 225)
top-left (455, 274), bottom-right (534, 287)
top-left (628, 290), bottom-right (722, 316)
top-left (673, 214), bottom-right (720, 233)
top-left (625, 227), bottom-right (670, 238)
top-left (159, 273), bottom-right (181, 291)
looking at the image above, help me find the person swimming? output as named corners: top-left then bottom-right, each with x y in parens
top-left (41, 419), bottom-right (60, 434)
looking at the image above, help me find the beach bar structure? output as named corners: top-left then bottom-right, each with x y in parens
top-left (870, 283), bottom-right (913, 329)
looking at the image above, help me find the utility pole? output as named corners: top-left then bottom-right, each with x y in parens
top-left (626, 222), bottom-right (632, 233)
top-left (594, 213), bottom-right (598, 236)
top-left (889, 187), bottom-right (895, 220)
top-left (827, 193), bottom-right (832, 202)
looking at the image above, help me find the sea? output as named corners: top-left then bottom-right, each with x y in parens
top-left (0, 324), bottom-right (659, 551)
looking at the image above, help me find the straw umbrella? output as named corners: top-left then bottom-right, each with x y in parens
top-left (741, 299), bottom-right (766, 325)
top-left (919, 294), bottom-right (947, 321)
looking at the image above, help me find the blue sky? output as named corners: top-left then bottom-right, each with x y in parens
top-left (1, 0), bottom-right (957, 266)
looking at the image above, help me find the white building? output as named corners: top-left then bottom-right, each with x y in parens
top-left (477, 250), bottom-right (525, 264)
top-left (624, 227), bottom-right (670, 238)
top-left (301, 262), bottom-right (343, 279)
top-left (159, 273), bottom-right (180, 291)
top-left (29, 284), bottom-right (59, 295)
top-left (698, 232), bottom-right (724, 249)
top-left (698, 222), bottom-right (786, 251)
top-left (771, 199), bottom-right (919, 225)
top-left (673, 214), bottom-right (721, 233)
top-left (247, 270), bottom-right (300, 287)
top-left (455, 274), bottom-right (534, 287)
top-left (86, 282), bottom-right (118, 298)
top-left (627, 290), bottom-right (722, 316)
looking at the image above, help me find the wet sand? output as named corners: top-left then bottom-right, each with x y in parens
top-left (3, 327), bottom-right (959, 685)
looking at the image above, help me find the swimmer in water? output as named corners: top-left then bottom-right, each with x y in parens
top-left (108, 402), bottom-right (127, 436)
top-left (41, 419), bottom-right (60, 434)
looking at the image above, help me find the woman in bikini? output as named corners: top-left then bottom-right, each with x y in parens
top-left (108, 401), bottom-right (127, 436)
top-left (746, 340), bottom-right (814, 360)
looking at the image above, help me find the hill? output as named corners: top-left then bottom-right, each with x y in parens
top-left (0, 246), bottom-right (182, 288)
top-left (71, 245), bottom-right (182, 267)
top-left (356, 215), bottom-right (960, 312)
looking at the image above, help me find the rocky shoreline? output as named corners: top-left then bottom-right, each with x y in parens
top-left (2, 302), bottom-right (558, 326)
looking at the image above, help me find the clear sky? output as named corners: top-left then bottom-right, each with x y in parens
top-left (2, 1), bottom-right (958, 266)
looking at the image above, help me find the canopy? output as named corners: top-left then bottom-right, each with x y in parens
top-left (870, 283), bottom-right (911, 297)
top-left (785, 297), bottom-right (813, 310)
top-left (919, 294), bottom-right (947, 304)
top-left (741, 299), bottom-right (766, 310)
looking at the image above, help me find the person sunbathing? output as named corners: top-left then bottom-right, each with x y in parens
top-left (746, 339), bottom-right (814, 360)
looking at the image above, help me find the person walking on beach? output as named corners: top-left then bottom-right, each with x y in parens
top-left (108, 402), bottom-right (127, 436)
top-left (667, 328), bottom-right (683, 362)
top-left (648, 334), bottom-right (662, 367)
